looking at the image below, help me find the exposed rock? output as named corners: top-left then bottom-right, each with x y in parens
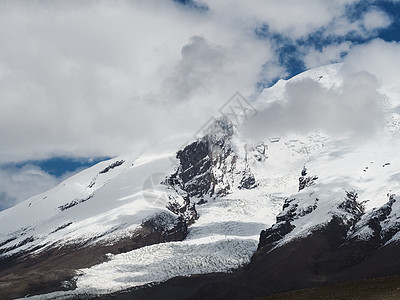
top-left (258, 221), bottom-right (295, 251)
top-left (0, 236), bottom-right (35, 256)
top-left (58, 194), bottom-right (94, 211)
top-left (238, 166), bottom-right (257, 190)
top-left (140, 212), bottom-right (187, 243)
top-left (337, 190), bottom-right (365, 227)
top-left (166, 195), bottom-right (198, 226)
top-left (258, 189), bottom-right (366, 254)
top-left (165, 117), bottom-right (258, 201)
top-left (0, 211), bottom-right (188, 300)
top-left (93, 218), bottom-right (400, 300)
top-left (298, 166), bottom-right (318, 191)
top-left (168, 138), bottom-right (217, 198)
top-left (49, 222), bottom-right (73, 234)
top-left (258, 198), bottom-right (298, 251)
top-left (269, 137), bottom-right (280, 143)
top-left (99, 160), bottom-right (125, 174)
top-left (349, 194), bottom-right (398, 246)
top-left (247, 142), bottom-right (268, 162)
top-left (0, 237), bottom-right (17, 249)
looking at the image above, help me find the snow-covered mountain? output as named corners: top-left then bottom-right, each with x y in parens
top-left (1, 63), bottom-right (400, 299)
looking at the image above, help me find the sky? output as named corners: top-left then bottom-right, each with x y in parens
top-left (1, 0), bottom-right (400, 210)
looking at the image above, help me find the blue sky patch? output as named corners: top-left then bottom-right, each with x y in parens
top-left (255, 1), bottom-right (400, 87)
top-left (172, 0), bottom-right (208, 11)
top-left (5, 156), bottom-right (111, 178)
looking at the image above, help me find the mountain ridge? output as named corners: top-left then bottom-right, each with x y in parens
top-left (1, 63), bottom-right (400, 299)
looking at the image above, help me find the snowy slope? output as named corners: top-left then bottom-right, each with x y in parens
top-left (2, 62), bottom-right (400, 299)
top-left (22, 131), bottom-right (326, 299)
top-left (258, 136), bottom-right (400, 251)
top-left (0, 152), bottom-right (178, 256)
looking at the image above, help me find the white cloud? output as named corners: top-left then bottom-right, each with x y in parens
top-left (198, 0), bottom-right (347, 39)
top-left (0, 0), bottom-right (276, 164)
top-left (243, 38), bottom-right (400, 141)
top-left (303, 42), bottom-right (352, 69)
top-left (242, 69), bottom-right (386, 139)
top-left (342, 39), bottom-right (400, 93)
top-left (0, 165), bottom-right (59, 210)
top-left (0, 1), bottom-right (398, 208)
top-left (362, 9), bottom-right (392, 31)
top-left (0, 0), bottom-right (395, 165)
top-left (197, 0), bottom-right (391, 40)
top-left (326, 7), bottom-right (392, 38)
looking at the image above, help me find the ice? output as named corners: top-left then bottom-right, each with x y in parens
top-left (6, 63), bottom-right (400, 299)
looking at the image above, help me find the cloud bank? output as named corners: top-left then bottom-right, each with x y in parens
top-left (0, 165), bottom-right (58, 211)
top-left (0, 0), bottom-right (274, 164)
top-left (243, 39), bottom-right (400, 140)
top-left (0, 1), bottom-right (399, 209)
top-left (243, 69), bottom-right (386, 139)
top-left (0, 0), bottom-right (395, 164)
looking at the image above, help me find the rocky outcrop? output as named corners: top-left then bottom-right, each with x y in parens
top-left (141, 212), bottom-right (187, 243)
top-left (0, 211), bottom-right (187, 300)
top-left (258, 167), bottom-right (321, 251)
top-left (337, 190), bottom-right (365, 227)
top-left (258, 221), bottom-right (295, 251)
top-left (348, 194), bottom-right (400, 247)
top-left (99, 160), bottom-right (125, 174)
top-left (94, 216), bottom-right (400, 300)
top-left (87, 160), bottom-right (125, 189)
top-left (165, 119), bottom-right (236, 199)
top-left (165, 117), bottom-right (258, 203)
top-left (58, 194), bottom-right (93, 211)
top-left (166, 194), bottom-right (198, 226)
top-left (257, 195), bottom-right (320, 251)
top-left (298, 166), bottom-right (318, 191)
top-left (238, 165), bottom-right (257, 190)
top-left (253, 190), bottom-right (400, 299)
top-left (107, 190), bottom-right (400, 300)
top-left (162, 117), bottom-right (260, 231)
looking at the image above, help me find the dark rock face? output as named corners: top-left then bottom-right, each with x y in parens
top-left (166, 195), bottom-right (198, 226)
top-left (175, 139), bottom-right (221, 198)
top-left (166, 131), bottom-right (234, 199)
top-left (238, 166), bottom-right (257, 190)
top-left (337, 190), bottom-right (365, 227)
top-left (348, 194), bottom-right (399, 247)
top-left (251, 192), bottom-right (400, 299)
top-left (236, 189), bottom-right (400, 299)
top-left (162, 119), bottom-right (236, 227)
top-left (95, 220), bottom-right (400, 300)
top-left (258, 196), bottom-right (319, 251)
top-left (258, 221), bottom-right (295, 251)
top-left (58, 194), bottom-right (93, 211)
top-left (141, 212), bottom-right (187, 243)
top-left (99, 160), bottom-right (125, 174)
top-left (165, 117), bottom-right (257, 202)
top-left (258, 170), bottom-right (321, 252)
top-left (298, 166), bottom-right (318, 191)
top-left (258, 188), bottom-right (366, 252)
top-left (87, 160), bottom-right (126, 189)
top-left (0, 211), bottom-right (187, 300)
top-left (163, 117), bottom-right (259, 229)
top-left (258, 198), bottom-right (300, 251)
top-left (0, 236), bottom-right (35, 256)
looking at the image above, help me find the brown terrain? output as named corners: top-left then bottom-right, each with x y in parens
top-left (0, 217), bottom-right (187, 300)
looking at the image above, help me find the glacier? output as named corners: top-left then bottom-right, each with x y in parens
top-left (1, 63), bottom-right (400, 299)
